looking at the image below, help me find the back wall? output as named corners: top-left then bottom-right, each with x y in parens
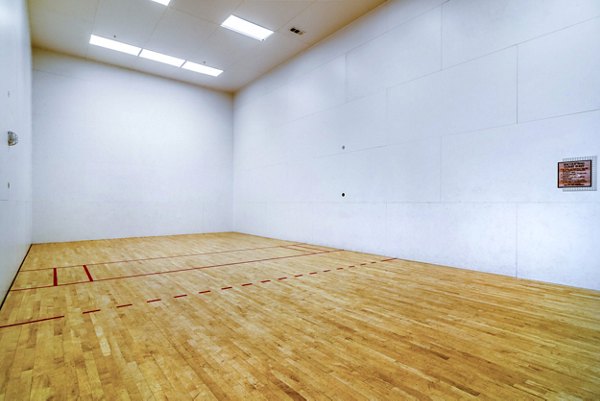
top-left (33, 50), bottom-right (233, 242)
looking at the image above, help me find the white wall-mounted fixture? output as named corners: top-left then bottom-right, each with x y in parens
top-left (7, 131), bottom-right (18, 146)
top-left (150, 0), bottom-right (170, 5)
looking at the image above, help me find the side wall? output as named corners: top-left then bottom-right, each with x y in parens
top-left (233, 0), bottom-right (600, 290)
top-left (33, 50), bottom-right (233, 242)
top-left (0, 0), bottom-right (33, 300)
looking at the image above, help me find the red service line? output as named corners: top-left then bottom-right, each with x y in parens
top-left (116, 303), bottom-right (133, 308)
top-left (53, 268), bottom-right (58, 286)
top-left (10, 249), bottom-right (342, 292)
top-left (173, 294), bottom-right (188, 299)
top-left (83, 309), bottom-right (101, 314)
top-left (22, 243), bottom-right (309, 272)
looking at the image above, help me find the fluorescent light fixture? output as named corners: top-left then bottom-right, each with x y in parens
top-left (139, 49), bottom-right (185, 67)
top-left (221, 15), bottom-right (273, 41)
top-left (182, 61), bottom-right (223, 77)
top-left (150, 0), bottom-right (170, 5)
top-left (89, 34), bottom-right (141, 56)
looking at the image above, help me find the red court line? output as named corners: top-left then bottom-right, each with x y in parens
top-left (22, 243), bottom-right (307, 272)
top-left (174, 294), bottom-right (187, 298)
top-left (53, 268), bottom-right (58, 286)
top-left (10, 250), bottom-right (342, 292)
top-left (381, 258), bottom-right (397, 262)
top-left (0, 315), bottom-right (65, 329)
top-left (323, 270), bottom-right (331, 273)
top-left (116, 303), bottom-right (133, 308)
top-left (198, 290), bottom-right (211, 294)
top-left (83, 309), bottom-right (101, 314)
top-left (83, 265), bottom-right (94, 282)
top-left (241, 283), bottom-right (253, 287)
top-left (294, 274), bottom-right (303, 277)
top-left (221, 286), bottom-right (233, 290)
top-left (146, 299), bottom-right (161, 303)
top-left (309, 272), bottom-right (318, 275)
top-left (260, 280), bottom-right (271, 283)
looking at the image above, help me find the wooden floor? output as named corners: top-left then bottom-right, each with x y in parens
top-left (0, 233), bottom-right (599, 400)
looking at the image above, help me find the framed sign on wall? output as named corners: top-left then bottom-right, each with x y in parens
top-left (558, 156), bottom-right (596, 191)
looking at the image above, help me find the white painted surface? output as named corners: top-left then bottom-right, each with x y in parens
top-left (0, 0), bottom-right (32, 301)
top-left (518, 203), bottom-right (600, 290)
top-left (442, 0), bottom-right (600, 67)
top-left (233, 0), bottom-right (600, 290)
top-left (518, 17), bottom-right (600, 122)
top-left (33, 50), bottom-right (233, 242)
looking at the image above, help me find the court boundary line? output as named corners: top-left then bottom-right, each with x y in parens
top-left (21, 243), bottom-right (309, 272)
top-left (10, 249), bottom-right (343, 292)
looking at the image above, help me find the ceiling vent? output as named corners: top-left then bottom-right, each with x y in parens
top-left (289, 27), bottom-right (305, 35)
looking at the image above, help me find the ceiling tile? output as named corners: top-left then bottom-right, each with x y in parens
top-left (30, 9), bottom-right (93, 57)
top-left (283, 0), bottom-right (383, 46)
top-left (93, 0), bottom-right (167, 45)
top-left (170, 0), bottom-right (243, 25)
top-left (232, 1), bottom-right (313, 32)
top-left (28, 0), bottom-right (99, 23)
top-left (144, 8), bottom-right (219, 60)
top-left (193, 27), bottom-right (260, 70)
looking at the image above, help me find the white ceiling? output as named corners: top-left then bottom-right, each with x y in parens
top-left (28, 0), bottom-right (388, 93)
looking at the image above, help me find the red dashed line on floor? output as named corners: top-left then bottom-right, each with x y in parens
top-left (174, 294), bottom-right (188, 298)
top-left (146, 298), bottom-right (161, 303)
top-left (83, 309), bottom-right (101, 314)
top-left (241, 283), bottom-right (253, 287)
top-left (116, 304), bottom-right (133, 308)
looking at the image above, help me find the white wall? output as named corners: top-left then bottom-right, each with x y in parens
top-left (233, 0), bottom-right (600, 290)
top-left (33, 50), bottom-right (233, 242)
top-left (0, 0), bottom-right (32, 300)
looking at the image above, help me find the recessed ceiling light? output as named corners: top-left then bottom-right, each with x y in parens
top-left (221, 15), bottom-right (273, 41)
top-left (139, 49), bottom-right (185, 67)
top-left (150, 0), bottom-right (170, 5)
top-left (89, 34), bottom-right (141, 56)
top-left (182, 61), bottom-right (223, 77)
